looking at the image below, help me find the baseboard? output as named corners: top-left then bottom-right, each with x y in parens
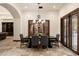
top-left (13, 40), bottom-right (20, 42)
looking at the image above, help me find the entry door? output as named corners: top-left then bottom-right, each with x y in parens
top-left (2, 22), bottom-right (14, 36)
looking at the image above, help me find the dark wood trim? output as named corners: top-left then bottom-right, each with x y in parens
top-left (2, 22), bottom-right (14, 36)
top-left (13, 40), bottom-right (20, 42)
top-left (69, 15), bottom-right (72, 49)
top-left (77, 13), bottom-right (79, 53)
top-left (28, 20), bottom-right (30, 37)
top-left (66, 16), bottom-right (70, 48)
top-left (60, 18), bottom-right (64, 44)
top-left (48, 20), bottom-right (50, 36)
top-left (65, 17), bottom-right (68, 47)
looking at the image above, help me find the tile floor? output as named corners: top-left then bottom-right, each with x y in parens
top-left (0, 36), bottom-right (77, 56)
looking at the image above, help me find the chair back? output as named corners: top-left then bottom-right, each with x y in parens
top-left (20, 34), bottom-right (24, 42)
top-left (41, 35), bottom-right (48, 47)
top-left (56, 34), bottom-right (59, 42)
top-left (31, 35), bottom-right (39, 47)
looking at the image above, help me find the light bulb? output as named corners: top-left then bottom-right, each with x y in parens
top-left (42, 20), bottom-right (45, 23)
top-left (38, 19), bottom-right (41, 22)
top-left (33, 20), bottom-right (36, 23)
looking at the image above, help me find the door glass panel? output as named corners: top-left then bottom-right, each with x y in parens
top-left (66, 18), bottom-right (70, 47)
top-left (64, 19), bottom-right (67, 45)
top-left (72, 14), bottom-right (77, 51)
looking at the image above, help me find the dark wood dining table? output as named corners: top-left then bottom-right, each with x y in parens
top-left (24, 36), bottom-right (57, 48)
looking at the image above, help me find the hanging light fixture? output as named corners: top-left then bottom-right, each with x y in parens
top-left (33, 3), bottom-right (45, 23)
top-left (33, 19), bottom-right (36, 23)
top-left (42, 20), bottom-right (45, 23)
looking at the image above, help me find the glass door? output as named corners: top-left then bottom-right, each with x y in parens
top-left (71, 14), bottom-right (78, 51)
top-left (64, 19), bottom-right (67, 46)
top-left (66, 17), bottom-right (70, 47)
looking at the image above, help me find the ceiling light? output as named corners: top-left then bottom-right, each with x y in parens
top-left (33, 20), bottom-right (36, 23)
top-left (24, 6), bottom-right (28, 8)
top-left (33, 3), bottom-right (45, 24)
top-left (42, 20), bottom-right (45, 23)
top-left (53, 6), bottom-right (56, 8)
top-left (38, 19), bottom-right (41, 22)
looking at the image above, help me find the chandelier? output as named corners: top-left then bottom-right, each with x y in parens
top-left (33, 3), bottom-right (45, 23)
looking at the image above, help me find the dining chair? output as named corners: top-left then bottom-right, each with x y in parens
top-left (31, 35), bottom-right (39, 48)
top-left (20, 34), bottom-right (29, 48)
top-left (52, 34), bottom-right (59, 47)
top-left (40, 35), bottom-right (48, 48)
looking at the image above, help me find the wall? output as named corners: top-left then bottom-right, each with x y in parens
top-left (0, 5), bottom-right (14, 32)
top-left (2, 3), bottom-right (79, 40)
top-left (0, 19), bottom-right (14, 32)
top-left (21, 11), bottom-right (60, 37)
top-left (21, 3), bottom-right (79, 39)
top-left (59, 3), bottom-right (79, 18)
top-left (0, 4), bottom-right (21, 40)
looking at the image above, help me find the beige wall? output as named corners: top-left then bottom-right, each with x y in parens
top-left (21, 3), bottom-right (79, 38)
top-left (0, 6), bottom-right (13, 32)
top-left (0, 3), bottom-right (79, 40)
top-left (0, 4), bottom-right (21, 40)
top-left (59, 3), bottom-right (79, 18)
top-left (21, 11), bottom-right (60, 37)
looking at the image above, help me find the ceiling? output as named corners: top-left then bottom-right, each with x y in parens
top-left (0, 5), bottom-right (10, 14)
top-left (0, 5), bottom-right (13, 19)
top-left (14, 3), bottom-right (68, 12)
top-left (0, 3), bottom-right (68, 19)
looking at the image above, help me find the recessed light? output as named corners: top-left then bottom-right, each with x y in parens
top-left (53, 6), bottom-right (56, 8)
top-left (24, 6), bottom-right (28, 8)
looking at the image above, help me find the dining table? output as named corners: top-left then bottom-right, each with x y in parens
top-left (24, 36), bottom-right (57, 48)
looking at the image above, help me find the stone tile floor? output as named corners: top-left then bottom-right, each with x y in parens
top-left (0, 36), bottom-right (77, 56)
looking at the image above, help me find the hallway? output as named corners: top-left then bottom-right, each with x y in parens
top-left (0, 37), bottom-right (77, 56)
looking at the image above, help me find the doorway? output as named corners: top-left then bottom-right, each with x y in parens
top-left (2, 22), bottom-right (14, 36)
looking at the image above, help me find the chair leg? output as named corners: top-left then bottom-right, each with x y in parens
top-left (56, 42), bottom-right (59, 47)
top-left (42, 46), bottom-right (47, 49)
top-left (20, 44), bottom-right (22, 48)
top-left (20, 43), bottom-right (24, 48)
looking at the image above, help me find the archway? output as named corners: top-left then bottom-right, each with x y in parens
top-left (0, 3), bottom-right (21, 40)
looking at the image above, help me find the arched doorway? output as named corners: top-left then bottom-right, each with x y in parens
top-left (0, 3), bottom-right (21, 40)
